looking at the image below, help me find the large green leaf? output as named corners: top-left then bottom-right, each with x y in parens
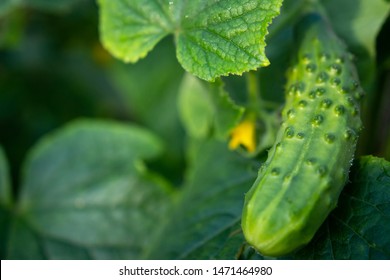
top-left (6, 119), bottom-right (173, 259)
top-left (107, 38), bottom-right (185, 182)
top-left (183, 222), bottom-right (245, 260)
top-left (178, 74), bottom-right (215, 138)
top-left (0, 146), bottom-right (12, 259)
top-left (98, 0), bottom-right (283, 81)
top-left (178, 73), bottom-right (244, 139)
top-left (144, 139), bottom-right (259, 259)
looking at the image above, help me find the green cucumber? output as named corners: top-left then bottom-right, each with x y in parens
top-left (242, 13), bottom-right (363, 257)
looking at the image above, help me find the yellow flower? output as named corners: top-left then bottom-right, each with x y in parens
top-left (229, 119), bottom-right (256, 153)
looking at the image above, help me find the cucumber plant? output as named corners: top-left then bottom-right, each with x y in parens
top-left (0, 0), bottom-right (389, 260)
top-left (242, 13), bottom-right (363, 256)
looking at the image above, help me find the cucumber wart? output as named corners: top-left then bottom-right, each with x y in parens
top-left (241, 13), bottom-right (363, 257)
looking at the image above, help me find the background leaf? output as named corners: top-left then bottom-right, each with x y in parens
top-left (178, 74), bottom-right (244, 139)
top-left (6, 119), bottom-right (174, 259)
top-left (178, 73), bottom-right (215, 138)
top-left (0, 0), bottom-right (18, 17)
top-left (98, 0), bottom-right (284, 81)
top-left (23, 0), bottom-right (80, 12)
top-left (145, 139), bottom-right (260, 259)
top-left (1, 0), bottom-right (81, 16)
top-left (209, 81), bottom-right (245, 139)
top-left (0, 146), bottom-right (12, 259)
top-left (107, 37), bottom-right (185, 184)
top-left (0, 146), bottom-right (12, 208)
top-left (0, 9), bottom-right (25, 49)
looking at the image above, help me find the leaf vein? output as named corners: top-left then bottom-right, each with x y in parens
top-left (331, 215), bottom-right (379, 250)
top-left (184, 28), bottom-right (257, 64)
top-left (188, 4), bottom-right (270, 30)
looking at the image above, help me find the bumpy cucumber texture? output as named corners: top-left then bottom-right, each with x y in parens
top-left (242, 13), bottom-right (363, 256)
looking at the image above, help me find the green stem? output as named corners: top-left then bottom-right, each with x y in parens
top-left (245, 71), bottom-right (280, 112)
top-left (246, 71), bottom-right (260, 109)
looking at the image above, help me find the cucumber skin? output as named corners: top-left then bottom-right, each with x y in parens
top-left (242, 14), bottom-right (363, 257)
